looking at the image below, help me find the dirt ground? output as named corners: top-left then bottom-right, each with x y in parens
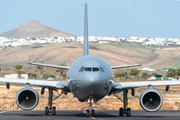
top-left (0, 84), bottom-right (180, 111)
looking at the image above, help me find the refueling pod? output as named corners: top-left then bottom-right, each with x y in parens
top-left (16, 86), bottom-right (39, 110)
top-left (140, 88), bottom-right (163, 112)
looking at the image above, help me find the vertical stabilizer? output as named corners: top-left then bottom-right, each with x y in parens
top-left (83, 3), bottom-right (89, 56)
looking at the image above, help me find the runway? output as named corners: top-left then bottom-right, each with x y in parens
top-left (0, 110), bottom-right (180, 120)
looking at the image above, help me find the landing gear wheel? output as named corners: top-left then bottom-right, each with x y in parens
top-left (119, 108), bottom-right (123, 116)
top-left (45, 107), bottom-right (49, 115)
top-left (52, 107), bottom-right (56, 115)
top-left (86, 109), bottom-right (90, 117)
top-left (91, 109), bottom-right (95, 117)
top-left (127, 108), bottom-right (131, 117)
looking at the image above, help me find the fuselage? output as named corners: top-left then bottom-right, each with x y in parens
top-left (67, 55), bottom-right (113, 102)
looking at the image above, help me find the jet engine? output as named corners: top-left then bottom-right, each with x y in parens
top-left (16, 86), bottom-right (39, 110)
top-left (140, 88), bottom-right (163, 112)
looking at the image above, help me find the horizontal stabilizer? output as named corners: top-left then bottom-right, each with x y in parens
top-left (28, 62), bottom-right (70, 70)
top-left (111, 64), bottom-right (142, 69)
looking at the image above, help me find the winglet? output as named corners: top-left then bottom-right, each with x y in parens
top-left (83, 3), bottom-right (89, 56)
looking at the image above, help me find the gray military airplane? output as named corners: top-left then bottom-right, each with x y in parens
top-left (0, 3), bottom-right (180, 117)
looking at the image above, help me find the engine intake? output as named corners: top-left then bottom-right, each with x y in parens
top-left (16, 86), bottom-right (39, 110)
top-left (140, 88), bottom-right (163, 112)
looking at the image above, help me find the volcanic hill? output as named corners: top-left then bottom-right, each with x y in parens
top-left (0, 20), bottom-right (75, 38)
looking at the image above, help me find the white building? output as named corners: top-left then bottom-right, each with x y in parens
top-left (140, 67), bottom-right (155, 71)
top-left (99, 41), bottom-right (109, 44)
top-left (89, 36), bottom-right (97, 42)
top-left (76, 36), bottom-right (98, 43)
top-left (57, 37), bottom-right (65, 43)
top-left (97, 36), bottom-right (118, 41)
top-left (76, 36), bottom-right (83, 43)
top-left (5, 74), bottom-right (28, 79)
top-left (65, 36), bottom-right (76, 42)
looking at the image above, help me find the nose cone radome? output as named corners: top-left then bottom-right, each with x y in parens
top-left (84, 72), bottom-right (100, 83)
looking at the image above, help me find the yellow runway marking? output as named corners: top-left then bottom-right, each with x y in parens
top-left (83, 111), bottom-right (96, 119)
top-left (90, 116), bottom-right (96, 119)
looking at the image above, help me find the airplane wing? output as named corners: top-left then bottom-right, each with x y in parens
top-left (111, 80), bottom-right (180, 91)
top-left (0, 78), bottom-right (68, 88)
top-left (28, 62), bottom-right (70, 70)
top-left (111, 64), bottom-right (142, 69)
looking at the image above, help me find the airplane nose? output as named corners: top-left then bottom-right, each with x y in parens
top-left (84, 72), bottom-right (100, 83)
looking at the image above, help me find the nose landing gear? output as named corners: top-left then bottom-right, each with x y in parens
top-left (85, 104), bottom-right (95, 117)
top-left (85, 98), bottom-right (95, 117)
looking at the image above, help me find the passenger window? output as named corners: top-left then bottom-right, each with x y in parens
top-left (85, 67), bottom-right (92, 71)
top-left (79, 67), bottom-right (85, 72)
top-left (100, 67), bottom-right (105, 72)
top-left (93, 67), bottom-right (99, 72)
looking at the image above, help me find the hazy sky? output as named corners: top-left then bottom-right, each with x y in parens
top-left (0, 0), bottom-right (180, 38)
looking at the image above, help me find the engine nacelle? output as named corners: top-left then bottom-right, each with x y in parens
top-left (16, 86), bottom-right (39, 110)
top-left (140, 88), bottom-right (163, 112)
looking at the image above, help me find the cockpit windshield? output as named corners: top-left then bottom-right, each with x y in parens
top-left (79, 67), bottom-right (104, 72)
top-left (93, 67), bottom-right (99, 72)
top-left (79, 67), bottom-right (85, 72)
top-left (100, 67), bottom-right (105, 72)
top-left (85, 67), bottom-right (91, 71)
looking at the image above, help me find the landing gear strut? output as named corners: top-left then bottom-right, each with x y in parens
top-left (45, 88), bottom-right (63, 115)
top-left (85, 99), bottom-right (95, 117)
top-left (113, 89), bottom-right (131, 117)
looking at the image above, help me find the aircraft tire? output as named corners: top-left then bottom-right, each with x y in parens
top-left (52, 107), bottom-right (56, 115)
top-left (86, 109), bottom-right (90, 117)
top-left (127, 108), bottom-right (131, 117)
top-left (45, 107), bottom-right (49, 115)
top-left (119, 108), bottom-right (123, 116)
top-left (91, 109), bottom-right (95, 117)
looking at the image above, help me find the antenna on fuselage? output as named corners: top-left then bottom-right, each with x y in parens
top-left (83, 3), bottom-right (89, 56)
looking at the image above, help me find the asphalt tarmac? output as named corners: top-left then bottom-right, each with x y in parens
top-left (0, 110), bottom-right (180, 120)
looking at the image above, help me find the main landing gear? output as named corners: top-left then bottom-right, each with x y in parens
top-left (113, 89), bottom-right (131, 117)
top-left (85, 99), bottom-right (95, 117)
top-left (45, 88), bottom-right (63, 115)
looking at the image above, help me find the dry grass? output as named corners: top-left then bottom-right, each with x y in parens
top-left (0, 43), bottom-right (154, 67)
top-left (1, 43), bottom-right (180, 70)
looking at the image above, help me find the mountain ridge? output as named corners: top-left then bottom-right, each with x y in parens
top-left (0, 20), bottom-right (75, 38)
